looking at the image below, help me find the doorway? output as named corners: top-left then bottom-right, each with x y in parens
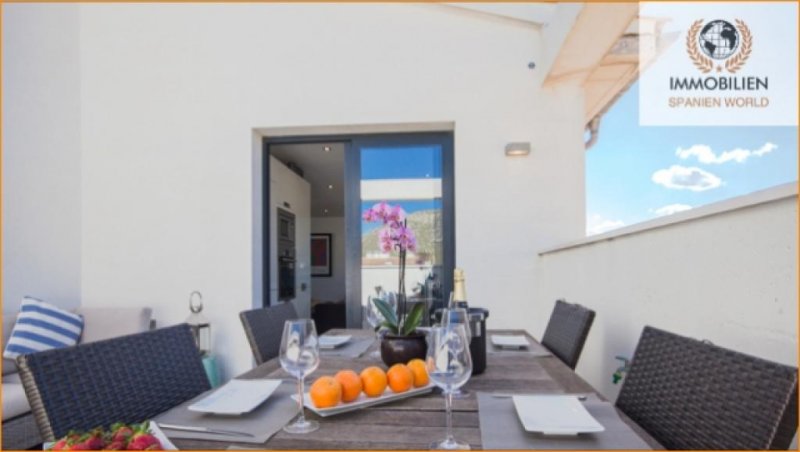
top-left (262, 132), bottom-right (454, 329)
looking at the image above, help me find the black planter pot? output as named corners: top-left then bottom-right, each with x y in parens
top-left (380, 332), bottom-right (427, 367)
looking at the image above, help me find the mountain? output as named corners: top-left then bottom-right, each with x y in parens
top-left (362, 209), bottom-right (442, 259)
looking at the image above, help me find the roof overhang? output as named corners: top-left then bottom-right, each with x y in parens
top-left (543, 4), bottom-right (674, 124)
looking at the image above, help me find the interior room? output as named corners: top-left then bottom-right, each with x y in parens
top-left (268, 142), bottom-right (347, 333)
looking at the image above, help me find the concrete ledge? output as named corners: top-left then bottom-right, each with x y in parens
top-left (539, 182), bottom-right (798, 256)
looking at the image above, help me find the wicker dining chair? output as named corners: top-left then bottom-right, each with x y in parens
top-left (616, 326), bottom-right (798, 450)
top-left (240, 302), bottom-right (298, 365)
top-left (16, 324), bottom-right (210, 442)
top-left (540, 299), bottom-right (596, 369)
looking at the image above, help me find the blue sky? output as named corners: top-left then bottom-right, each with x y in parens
top-left (361, 145), bottom-right (442, 180)
top-left (587, 81), bottom-right (798, 234)
top-left (361, 145), bottom-right (442, 234)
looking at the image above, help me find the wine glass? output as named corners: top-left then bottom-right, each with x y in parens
top-left (366, 296), bottom-right (388, 358)
top-left (426, 324), bottom-right (473, 450)
top-left (441, 308), bottom-right (472, 398)
top-left (280, 319), bottom-right (320, 434)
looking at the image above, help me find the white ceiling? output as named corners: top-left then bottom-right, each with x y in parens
top-left (445, 3), bottom-right (557, 25)
top-left (270, 142), bottom-right (346, 217)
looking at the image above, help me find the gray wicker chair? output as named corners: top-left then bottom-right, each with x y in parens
top-left (540, 299), bottom-right (595, 369)
top-left (16, 324), bottom-right (210, 442)
top-left (240, 302), bottom-right (298, 365)
top-left (616, 326), bottom-right (798, 450)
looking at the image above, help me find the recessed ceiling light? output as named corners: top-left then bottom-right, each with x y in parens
top-left (324, 146), bottom-right (331, 152)
top-left (328, 184), bottom-right (334, 190)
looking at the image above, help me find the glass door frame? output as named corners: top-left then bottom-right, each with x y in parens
top-left (347, 132), bottom-right (455, 328)
top-left (262, 132), bottom-right (455, 327)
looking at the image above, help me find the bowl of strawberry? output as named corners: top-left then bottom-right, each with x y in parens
top-left (47, 421), bottom-right (173, 450)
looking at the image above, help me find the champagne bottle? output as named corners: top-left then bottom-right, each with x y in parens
top-left (452, 268), bottom-right (469, 309)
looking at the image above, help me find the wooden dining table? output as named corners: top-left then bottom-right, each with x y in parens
top-left (172, 329), bottom-right (662, 450)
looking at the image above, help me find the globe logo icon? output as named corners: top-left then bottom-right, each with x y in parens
top-left (698, 20), bottom-right (739, 60)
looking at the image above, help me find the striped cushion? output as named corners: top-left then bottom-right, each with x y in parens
top-left (3, 297), bottom-right (84, 360)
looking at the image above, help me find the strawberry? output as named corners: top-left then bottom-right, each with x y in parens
top-left (104, 440), bottom-right (126, 450)
top-left (109, 422), bottom-right (134, 444)
top-left (51, 431), bottom-right (80, 450)
top-left (69, 428), bottom-right (104, 450)
top-left (126, 422), bottom-right (162, 451)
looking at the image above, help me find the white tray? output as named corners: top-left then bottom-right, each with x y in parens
top-left (43, 423), bottom-right (176, 450)
top-left (188, 379), bottom-right (282, 415)
top-left (293, 383), bottom-right (434, 417)
top-left (513, 395), bottom-right (605, 435)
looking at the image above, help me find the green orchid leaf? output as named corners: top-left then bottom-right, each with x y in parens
top-left (373, 298), bottom-right (398, 329)
top-left (401, 303), bottom-right (426, 336)
top-left (380, 320), bottom-right (399, 335)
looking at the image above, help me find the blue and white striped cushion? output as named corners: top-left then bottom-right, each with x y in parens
top-left (3, 297), bottom-right (84, 360)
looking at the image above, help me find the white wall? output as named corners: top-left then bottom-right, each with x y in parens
top-left (310, 217), bottom-right (345, 303)
top-left (8, 3), bottom-right (587, 378)
top-left (533, 185), bottom-right (798, 399)
top-left (2, 5), bottom-right (82, 312)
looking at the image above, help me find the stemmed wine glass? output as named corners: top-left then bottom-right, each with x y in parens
top-left (279, 319), bottom-right (320, 434)
top-left (441, 308), bottom-right (472, 398)
top-left (365, 296), bottom-right (385, 358)
top-left (426, 324), bottom-right (473, 450)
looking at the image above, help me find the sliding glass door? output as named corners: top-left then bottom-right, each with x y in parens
top-left (345, 133), bottom-right (454, 327)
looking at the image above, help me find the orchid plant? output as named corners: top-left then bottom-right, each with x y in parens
top-left (363, 201), bottom-right (425, 336)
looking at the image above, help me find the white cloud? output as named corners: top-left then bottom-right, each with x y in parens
top-left (586, 214), bottom-right (625, 236)
top-left (652, 204), bottom-right (692, 217)
top-left (676, 142), bottom-right (777, 164)
top-left (652, 165), bottom-right (722, 191)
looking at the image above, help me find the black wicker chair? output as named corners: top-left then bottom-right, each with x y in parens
top-left (540, 299), bottom-right (595, 369)
top-left (616, 326), bottom-right (798, 450)
top-left (16, 324), bottom-right (210, 442)
top-left (240, 302), bottom-right (298, 365)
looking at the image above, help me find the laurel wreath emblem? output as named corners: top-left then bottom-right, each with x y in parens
top-left (725, 19), bottom-right (752, 74)
top-left (687, 19), bottom-right (714, 73)
top-left (687, 19), bottom-right (752, 74)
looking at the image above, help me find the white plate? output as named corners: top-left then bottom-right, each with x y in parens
top-left (149, 422), bottom-right (178, 449)
top-left (319, 335), bottom-right (352, 349)
top-left (491, 335), bottom-right (530, 349)
top-left (293, 382), bottom-right (435, 417)
top-left (188, 379), bottom-right (282, 415)
top-left (512, 395), bottom-right (605, 435)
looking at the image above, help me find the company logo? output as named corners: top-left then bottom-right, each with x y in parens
top-left (686, 19), bottom-right (752, 74)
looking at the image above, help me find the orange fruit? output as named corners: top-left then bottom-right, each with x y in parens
top-left (360, 366), bottom-right (388, 397)
top-left (386, 364), bottom-right (414, 393)
top-left (335, 369), bottom-right (363, 403)
top-left (407, 359), bottom-right (430, 387)
top-left (309, 376), bottom-right (342, 408)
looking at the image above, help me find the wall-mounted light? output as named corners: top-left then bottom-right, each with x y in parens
top-left (324, 146), bottom-right (331, 152)
top-left (505, 142), bottom-right (531, 157)
top-left (328, 184), bottom-right (334, 190)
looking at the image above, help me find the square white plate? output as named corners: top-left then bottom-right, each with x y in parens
top-left (149, 422), bottom-right (179, 449)
top-left (293, 382), bottom-right (434, 417)
top-left (188, 379), bottom-right (282, 415)
top-left (319, 335), bottom-right (352, 349)
top-left (512, 395), bottom-right (605, 435)
top-left (491, 335), bottom-right (530, 349)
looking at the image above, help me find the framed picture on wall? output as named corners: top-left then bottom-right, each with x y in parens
top-left (311, 233), bottom-right (332, 277)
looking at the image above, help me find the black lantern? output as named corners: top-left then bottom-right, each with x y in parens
top-left (186, 291), bottom-right (211, 356)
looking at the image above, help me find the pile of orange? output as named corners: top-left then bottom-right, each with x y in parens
top-left (309, 359), bottom-right (430, 409)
